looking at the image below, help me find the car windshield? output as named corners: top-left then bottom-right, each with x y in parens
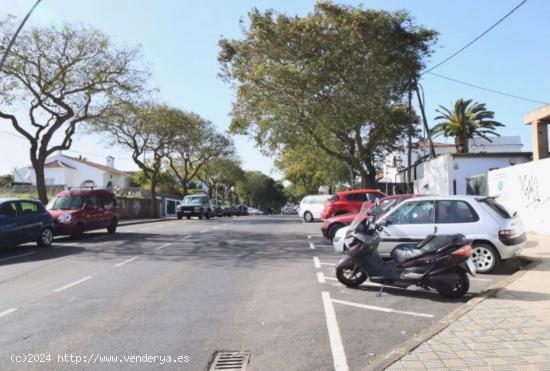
top-left (47, 196), bottom-right (84, 210)
top-left (183, 197), bottom-right (204, 204)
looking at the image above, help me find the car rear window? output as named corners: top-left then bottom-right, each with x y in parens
top-left (479, 198), bottom-right (512, 219)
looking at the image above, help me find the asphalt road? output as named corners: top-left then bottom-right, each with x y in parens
top-left (0, 215), bottom-right (521, 371)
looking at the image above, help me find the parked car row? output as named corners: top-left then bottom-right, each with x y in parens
top-left (176, 194), bottom-right (256, 220)
top-left (0, 187), bottom-right (120, 248)
top-left (296, 190), bottom-right (526, 273)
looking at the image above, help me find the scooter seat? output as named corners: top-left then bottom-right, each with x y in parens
top-left (391, 234), bottom-right (465, 264)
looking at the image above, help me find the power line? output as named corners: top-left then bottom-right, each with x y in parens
top-left (423, 0), bottom-right (528, 74)
top-left (426, 72), bottom-right (548, 105)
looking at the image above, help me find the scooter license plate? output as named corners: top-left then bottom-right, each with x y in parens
top-left (466, 258), bottom-right (477, 276)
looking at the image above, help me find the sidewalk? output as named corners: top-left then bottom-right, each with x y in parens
top-left (118, 216), bottom-right (175, 227)
top-left (383, 233), bottom-right (550, 371)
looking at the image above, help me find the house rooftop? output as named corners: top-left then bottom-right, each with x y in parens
top-left (44, 160), bottom-right (75, 169)
top-left (62, 155), bottom-right (132, 177)
top-left (450, 152), bottom-right (532, 158)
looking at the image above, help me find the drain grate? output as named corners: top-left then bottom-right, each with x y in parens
top-left (209, 351), bottom-right (250, 371)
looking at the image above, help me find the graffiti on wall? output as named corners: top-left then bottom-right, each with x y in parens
top-left (519, 174), bottom-right (550, 209)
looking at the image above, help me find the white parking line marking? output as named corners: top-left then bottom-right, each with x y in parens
top-left (115, 256), bottom-right (139, 267)
top-left (321, 292), bottom-right (349, 371)
top-left (53, 276), bottom-right (93, 293)
top-left (471, 277), bottom-right (491, 282)
top-left (313, 257), bottom-right (321, 269)
top-left (91, 235), bottom-right (111, 240)
top-left (200, 229), bottom-right (210, 234)
top-left (321, 262), bottom-right (336, 266)
top-left (307, 235), bottom-right (312, 239)
top-left (0, 308), bottom-right (18, 318)
top-left (309, 242), bottom-right (315, 250)
top-left (331, 298), bottom-right (434, 318)
top-left (182, 234), bottom-right (192, 240)
top-left (317, 272), bottom-right (326, 283)
top-left (154, 243), bottom-right (171, 251)
top-left (324, 275), bottom-right (337, 281)
top-left (0, 251), bottom-right (37, 262)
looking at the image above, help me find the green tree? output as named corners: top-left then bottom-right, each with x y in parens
top-left (0, 18), bottom-right (147, 203)
top-left (0, 174), bottom-right (13, 187)
top-left (197, 157), bottom-right (245, 202)
top-left (94, 103), bottom-right (174, 217)
top-left (275, 144), bottom-right (349, 200)
top-left (431, 98), bottom-right (504, 153)
top-left (166, 110), bottom-right (234, 196)
top-left (219, 2), bottom-right (436, 187)
top-left (235, 171), bottom-right (286, 210)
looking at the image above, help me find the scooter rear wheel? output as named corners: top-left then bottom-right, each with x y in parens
top-left (436, 270), bottom-right (469, 299)
top-left (336, 265), bottom-right (368, 287)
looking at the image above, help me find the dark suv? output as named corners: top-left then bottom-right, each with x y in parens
top-left (177, 195), bottom-right (212, 220)
top-left (47, 188), bottom-right (119, 239)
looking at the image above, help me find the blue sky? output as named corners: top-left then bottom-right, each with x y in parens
top-left (1, 0), bottom-right (549, 177)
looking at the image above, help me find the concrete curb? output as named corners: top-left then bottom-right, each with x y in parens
top-left (118, 218), bottom-right (175, 227)
top-left (366, 256), bottom-right (541, 371)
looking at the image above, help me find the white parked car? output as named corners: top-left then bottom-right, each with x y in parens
top-left (248, 207), bottom-right (263, 215)
top-left (333, 195), bottom-right (525, 273)
top-left (298, 195), bottom-right (332, 222)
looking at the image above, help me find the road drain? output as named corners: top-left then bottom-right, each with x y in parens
top-left (209, 351), bottom-right (250, 371)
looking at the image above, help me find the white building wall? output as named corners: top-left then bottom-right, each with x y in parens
top-left (414, 154), bottom-right (452, 195)
top-left (414, 154), bottom-right (530, 196)
top-left (488, 158), bottom-right (550, 235)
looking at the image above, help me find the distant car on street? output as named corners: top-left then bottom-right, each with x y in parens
top-left (298, 194), bottom-right (332, 222)
top-left (321, 194), bottom-right (415, 240)
top-left (247, 207), bottom-right (263, 215)
top-left (0, 198), bottom-right (54, 248)
top-left (212, 204), bottom-right (224, 217)
top-left (177, 194), bottom-right (212, 220)
top-left (281, 204), bottom-right (298, 214)
top-left (332, 195), bottom-right (526, 273)
top-left (47, 188), bottom-right (119, 239)
top-left (320, 189), bottom-right (386, 219)
top-left (222, 205), bottom-right (233, 217)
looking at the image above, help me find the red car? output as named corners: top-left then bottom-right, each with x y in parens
top-left (47, 188), bottom-right (119, 239)
top-left (320, 189), bottom-right (386, 220)
top-left (321, 194), bottom-right (415, 240)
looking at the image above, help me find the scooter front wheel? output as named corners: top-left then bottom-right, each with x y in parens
top-left (336, 265), bottom-right (368, 287)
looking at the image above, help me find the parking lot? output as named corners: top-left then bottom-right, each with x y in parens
top-left (0, 215), bottom-right (522, 370)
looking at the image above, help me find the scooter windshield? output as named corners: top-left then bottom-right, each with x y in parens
top-left (348, 201), bottom-right (371, 233)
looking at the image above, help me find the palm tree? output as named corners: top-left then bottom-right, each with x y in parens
top-left (431, 99), bottom-right (504, 153)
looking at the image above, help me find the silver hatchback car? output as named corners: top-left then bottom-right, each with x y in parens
top-left (333, 195), bottom-right (526, 273)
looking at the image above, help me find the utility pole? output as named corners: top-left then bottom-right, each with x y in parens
top-left (406, 85), bottom-right (413, 193)
top-left (0, 0), bottom-right (42, 74)
top-left (413, 80), bottom-right (436, 158)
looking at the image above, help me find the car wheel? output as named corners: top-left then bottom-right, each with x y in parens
top-left (303, 211), bottom-right (313, 223)
top-left (186, 216), bottom-right (191, 220)
top-left (206, 211), bottom-right (211, 220)
top-left (177, 215), bottom-right (183, 220)
top-left (37, 227), bottom-right (53, 247)
top-left (107, 219), bottom-right (117, 234)
top-left (72, 224), bottom-right (84, 240)
top-left (471, 243), bottom-right (500, 273)
top-left (198, 212), bottom-right (203, 220)
top-left (329, 223), bottom-right (344, 242)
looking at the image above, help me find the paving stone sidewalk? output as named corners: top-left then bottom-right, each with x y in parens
top-left (386, 234), bottom-right (550, 371)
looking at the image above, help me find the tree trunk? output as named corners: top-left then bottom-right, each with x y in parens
top-left (32, 153), bottom-right (48, 204)
top-left (150, 175), bottom-right (159, 218)
top-left (182, 180), bottom-right (189, 196)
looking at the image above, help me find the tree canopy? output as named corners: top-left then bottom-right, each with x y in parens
top-left (235, 171), bottom-right (286, 211)
top-left (432, 98), bottom-right (504, 153)
top-left (219, 2), bottom-right (437, 187)
top-left (0, 18), bottom-right (147, 203)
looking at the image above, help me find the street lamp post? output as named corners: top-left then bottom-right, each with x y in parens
top-left (0, 0), bottom-right (42, 74)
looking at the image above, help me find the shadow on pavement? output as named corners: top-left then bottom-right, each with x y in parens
top-left (0, 244), bottom-right (86, 266)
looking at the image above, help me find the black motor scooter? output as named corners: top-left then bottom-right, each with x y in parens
top-left (335, 200), bottom-right (477, 299)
